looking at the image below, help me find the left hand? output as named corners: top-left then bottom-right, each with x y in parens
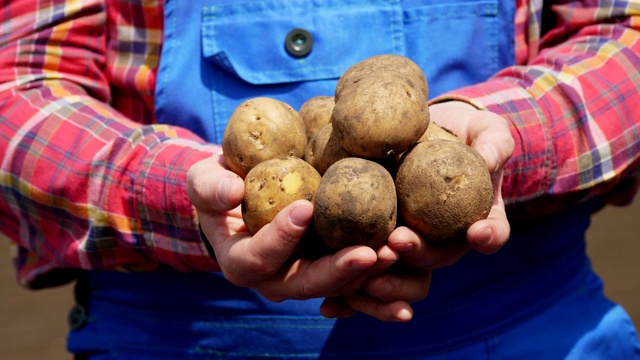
top-left (323, 101), bottom-right (515, 319)
top-left (391, 100), bottom-right (515, 263)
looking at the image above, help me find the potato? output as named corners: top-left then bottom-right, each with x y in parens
top-left (299, 96), bottom-right (334, 141)
top-left (335, 54), bottom-right (428, 101)
top-left (222, 97), bottom-right (307, 178)
top-left (332, 71), bottom-right (430, 158)
top-left (313, 157), bottom-right (397, 250)
top-left (419, 122), bottom-right (462, 143)
top-left (395, 140), bottom-right (493, 244)
top-left (304, 123), bottom-right (350, 175)
top-left (242, 157), bottom-right (321, 235)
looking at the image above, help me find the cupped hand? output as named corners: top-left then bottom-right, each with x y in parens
top-left (187, 154), bottom-right (386, 306)
top-left (387, 101), bottom-right (514, 269)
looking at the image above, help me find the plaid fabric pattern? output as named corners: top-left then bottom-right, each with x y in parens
top-left (0, 0), bottom-right (220, 287)
top-left (436, 0), bottom-right (640, 211)
top-left (1, 0), bottom-right (639, 287)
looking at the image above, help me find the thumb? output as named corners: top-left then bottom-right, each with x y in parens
top-left (187, 154), bottom-right (245, 213)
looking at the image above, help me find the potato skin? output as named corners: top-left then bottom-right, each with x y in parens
top-left (335, 54), bottom-right (428, 101)
top-left (299, 96), bottom-right (334, 141)
top-left (313, 158), bottom-right (397, 250)
top-left (242, 157), bottom-right (321, 235)
top-left (222, 97), bottom-right (307, 178)
top-left (304, 123), bottom-right (350, 175)
top-left (419, 122), bottom-right (462, 143)
top-left (332, 72), bottom-right (430, 159)
top-left (395, 140), bottom-right (493, 244)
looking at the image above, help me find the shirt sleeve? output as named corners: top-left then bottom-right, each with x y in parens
top-left (432, 1), bottom-right (640, 215)
top-left (0, 1), bottom-right (221, 288)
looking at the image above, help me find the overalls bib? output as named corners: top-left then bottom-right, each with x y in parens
top-left (67, 1), bottom-right (640, 358)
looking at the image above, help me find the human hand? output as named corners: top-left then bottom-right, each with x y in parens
top-left (320, 101), bottom-right (514, 321)
top-left (389, 101), bottom-right (514, 265)
top-left (187, 154), bottom-right (407, 319)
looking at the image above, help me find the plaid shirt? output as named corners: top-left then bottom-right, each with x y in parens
top-left (1, 0), bottom-right (639, 288)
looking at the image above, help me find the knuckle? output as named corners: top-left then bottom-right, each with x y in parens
top-left (259, 290), bottom-right (286, 303)
top-left (299, 279), bottom-right (323, 299)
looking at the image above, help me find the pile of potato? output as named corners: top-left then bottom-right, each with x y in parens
top-left (222, 54), bottom-right (493, 252)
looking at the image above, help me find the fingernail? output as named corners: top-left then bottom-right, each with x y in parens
top-left (391, 242), bottom-right (414, 253)
top-left (217, 177), bottom-right (232, 206)
top-left (290, 204), bottom-right (313, 227)
top-left (396, 308), bottom-right (413, 322)
top-left (475, 227), bottom-right (493, 246)
top-left (352, 260), bottom-right (374, 272)
top-left (482, 144), bottom-right (499, 171)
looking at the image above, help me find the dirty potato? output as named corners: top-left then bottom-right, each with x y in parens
top-left (304, 123), bottom-right (351, 175)
top-left (332, 72), bottom-right (430, 159)
top-left (299, 95), bottom-right (335, 141)
top-left (313, 157), bottom-right (397, 250)
top-left (395, 140), bottom-right (493, 244)
top-left (222, 97), bottom-right (307, 178)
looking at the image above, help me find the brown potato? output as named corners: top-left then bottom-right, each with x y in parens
top-left (395, 140), bottom-right (493, 244)
top-left (299, 96), bottom-right (334, 141)
top-left (332, 72), bottom-right (430, 158)
top-left (313, 158), bottom-right (397, 250)
top-left (419, 122), bottom-right (462, 142)
top-left (304, 123), bottom-right (350, 175)
top-left (335, 54), bottom-right (428, 101)
top-left (222, 97), bottom-right (307, 178)
top-left (242, 157), bottom-right (321, 235)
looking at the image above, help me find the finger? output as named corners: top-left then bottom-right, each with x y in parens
top-left (327, 245), bottom-right (401, 297)
top-left (221, 200), bottom-right (313, 286)
top-left (258, 245), bottom-right (377, 302)
top-left (387, 226), bottom-right (469, 270)
top-left (364, 270), bottom-right (431, 303)
top-left (429, 101), bottom-right (514, 173)
top-left (345, 294), bottom-right (414, 322)
top-left (319, 297), bottom-right (358, 319)
top-left (467, 168), bottom-right (510, 253)
top-left (467, 115), bottom-right (514, 173)
top-left (187, 154), bottom-right (244, 212)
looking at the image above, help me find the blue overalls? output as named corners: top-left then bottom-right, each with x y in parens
top-left (67, 1), bottom-right (640, 358)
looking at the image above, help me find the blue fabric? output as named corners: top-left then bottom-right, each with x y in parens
top-left (67, 201), bottom-right (640, 358)
top-left (154, 0), bottom-right (514, 143)
top-left (68, 0), bottom-right (640, 358)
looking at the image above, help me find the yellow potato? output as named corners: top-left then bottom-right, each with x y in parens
top-left (222, 97), bottom-right (306, 178)
top-left (242, 157), bottom-right (321, 235)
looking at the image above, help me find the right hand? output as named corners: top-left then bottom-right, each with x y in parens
top-left (187, 154), bottom-right (411, 321)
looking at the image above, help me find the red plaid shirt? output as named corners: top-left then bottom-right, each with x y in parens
top-left (1, 0), bottom-right (639, 287)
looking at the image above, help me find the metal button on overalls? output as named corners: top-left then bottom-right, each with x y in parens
top-left (285, 28), bottom-right (313, 57)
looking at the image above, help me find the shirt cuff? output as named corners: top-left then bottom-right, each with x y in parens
top-left (134, 132), bottom-right (223, 272)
